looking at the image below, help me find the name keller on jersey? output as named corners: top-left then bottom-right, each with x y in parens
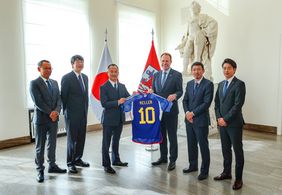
top-left (139, 100), bottom-right (153, 105)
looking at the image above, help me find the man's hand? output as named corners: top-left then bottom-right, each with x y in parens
top-left (49, 111), bottom-right (59, 122)
top-left (217, 118), bottom-right (227, 127)
top-left (167, 94), bottom-right (177, 102)
top-left (186, 112), bottom-right (194, 123)
top-left (147, 88), bottom-right (154, 94)
top-left (118, 98), bottom-right (126, 105)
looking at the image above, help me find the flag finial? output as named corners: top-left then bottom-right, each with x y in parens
top-left (151, 28), bottom-right (154, 41)
top-left (105, 28), bottom-right (108, 42)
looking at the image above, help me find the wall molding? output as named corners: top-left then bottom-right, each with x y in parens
top-left (244, 123), bottom-right (277, 134)
top-left (0, 136), bottom-right (31, 150)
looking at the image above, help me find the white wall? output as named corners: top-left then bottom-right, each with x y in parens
top-left (161, 0), bottom-right (282, 135)
top-left (0, 0), bottom-right (29, 140)
top-left (0, 0), bottom-right (161, 140)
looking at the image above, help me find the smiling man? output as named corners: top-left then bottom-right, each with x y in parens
top-left (100, 64), bottom-right (130, 174)
top-left (214, 58), bottom-right (246, 190)
top-left (151, 52), bottom-right (183, 171)
top-left (182, 61), bottom-right (214, 180)
top-left (61, 55), bottom-right (90, 174)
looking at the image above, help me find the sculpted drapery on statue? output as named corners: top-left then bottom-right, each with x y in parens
top-left (176, 1), bottom-right (218, 80)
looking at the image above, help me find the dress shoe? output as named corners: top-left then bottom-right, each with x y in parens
top-left (36, 171), bottom-right (44, 183)
top-left (75, 160), bottom-right (90, 167)
top-left (104, 166), bottom-right (116, 174)
top-left (112, 161), bottom-right (128, 167)
top-left (151, 159), bottom-right (168, 166)
top-left (167, 162), bottom-right (176, 171)
top-left (213, 173), bottom-right (232, 180)
top-left (183, 167), bottom-right (198, 173)
top-left (232, 180), bottom-right (243, 190)
top-left (48, 165), bottom-right (67, 173)
top-left (198, 173), bottom-right (208, 180)
top-left (68, 165), bottom-right (78, 173)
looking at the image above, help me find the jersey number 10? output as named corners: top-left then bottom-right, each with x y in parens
top-left (138, 107), bottom-right (155, 124)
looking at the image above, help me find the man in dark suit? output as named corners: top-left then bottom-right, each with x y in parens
top-left (214, 58), bottom-right (246, 190)
top-left (151, 52), bottom-right (183, 171)
top-left (30, 60), bottom-right (66, 183)
top-left (100, 64), bottom-right (130, 174)
top-left (182, 62), bottom-right (214, 180)
top-left (61, 55), bottom-right (89, 173)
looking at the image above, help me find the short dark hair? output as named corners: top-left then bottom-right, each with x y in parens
top-left (107, 63), bottom-right (119, 69)
top-left (191, 61), bottom-right (204, 70)
top-left (71, 55), bottom-right (84, 64)
top-left (160, 52), bottom-right (172, 61)
top-left (37, 60), bottom-right (50, 67)
top-left (222, 58), bottom-right (237, 69)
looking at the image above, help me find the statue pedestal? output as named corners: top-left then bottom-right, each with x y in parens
top-left (177, 76), bottom-right (218, 137)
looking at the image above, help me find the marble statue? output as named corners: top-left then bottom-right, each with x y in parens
top-left (176, 1), bottom-right (218, 80)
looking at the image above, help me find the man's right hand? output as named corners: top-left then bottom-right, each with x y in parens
top-left (118, 98), bottom-right (126, 105)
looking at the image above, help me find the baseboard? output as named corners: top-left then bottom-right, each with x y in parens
top-left (87, 123), bottom-right (102, 132)
top-left (0, 136), bottom-right (31, 150)
top-left (244, 123), bottom-right (277, 134)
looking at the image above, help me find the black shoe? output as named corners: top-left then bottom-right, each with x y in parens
top-left (48, 165), bottom-right (67, 173)
top-left (214, 173), bottom-right (232, 180)
top-left (151, 158), bottom-right (168, 166)
top-left (68, 165), bottom-right (78, 173)
top-left (36, 171), bottom-right (44, 183)
top-left (198, 173), bottom-right (208, 180)
top-left (167, 162), bottom-right (176, 171)
top-left (104, 166), bottom-right (116, 174)
top-left (232, 180), bottom-right (243, 190)
top-left (75, 160), bottom-right (90, 167)
top-left (183, 167), bottom-right (198, 174)
top-left (112, 161), bottom-right (128, 167)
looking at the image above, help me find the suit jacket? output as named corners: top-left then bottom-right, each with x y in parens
top-left (100, 81), bottom-right (130, 126)
top-left (61, 71), bottom-right (89, 120)
top-left (183, 77), bottom-right (214, 127)
top-left (152, 69), bottom-right (183, 115)
top-left (30, 77), bottom-right (61, 125)
top-left (215, 77), bottom-right (246, 127)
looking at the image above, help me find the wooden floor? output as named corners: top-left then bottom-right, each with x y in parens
top-left (0, 125), bottom-right (282, 195)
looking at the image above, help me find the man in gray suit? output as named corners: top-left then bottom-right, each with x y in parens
top-left (61, 55), bottom-right (89, 174)
top-left (100, 64), bottom-right (130, 174)
top-left (214, 58), bottom-right (246, 190)
top-left (182, 62), bottom-right (214, 180)
top-left (30, 60), bottom-right (66, 183)
top-left (151, 52), bottom-right (183, 171)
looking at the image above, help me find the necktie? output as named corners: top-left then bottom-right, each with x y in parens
top-left (46, 80), bottom-right (52, 95)
top-left (161, 72), bottom-right (167, 87)
top-left (114, 83), bottom-right (118, 91)
top-left (223, 80), bottom-right (228, 96)
top-left (78, 74), bottom-right (85, 91)
top-left (193, 82), bottom-right (199, 96)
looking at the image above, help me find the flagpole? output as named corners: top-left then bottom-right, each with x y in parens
top-left (145, 28), bottom-right (159, 152)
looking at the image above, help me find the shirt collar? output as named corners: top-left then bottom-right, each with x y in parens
top-left (162, 68), bottom-right (171, 75)
top-left (73, 70), bottom-right (81, 78)
top-left (226, 76), bottom-right (235, 84)
top-left (109, 79), bottom-right (118, 87)
top-left (194, 76), bottom-right (204, 84)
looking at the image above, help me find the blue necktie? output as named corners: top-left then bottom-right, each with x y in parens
top-left (193, 82), bottom-right (199, 96)
top-left (78, 74), bottom-right (85, 91)
top-left (46, 80), bottom-right (52, 95)
top-left (223, 80), bottom-right (228, 96)
top-left (161, 72), bottom-right (167, 87)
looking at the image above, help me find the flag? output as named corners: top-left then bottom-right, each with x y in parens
top-left (137, 40), bottom-right (160, 93)
top-left (90, 41), bottom-right (112, 122)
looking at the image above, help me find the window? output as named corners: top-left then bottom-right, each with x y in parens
top-left (23, 0), bottom-right (90, 107)
top-left (206, 0), bottom-right (230, 16)
top-left (118, 3), bottom-right (157, 93)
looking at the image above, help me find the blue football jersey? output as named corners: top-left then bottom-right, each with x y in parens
top-left (123, 93), bottom-right (172, 144)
